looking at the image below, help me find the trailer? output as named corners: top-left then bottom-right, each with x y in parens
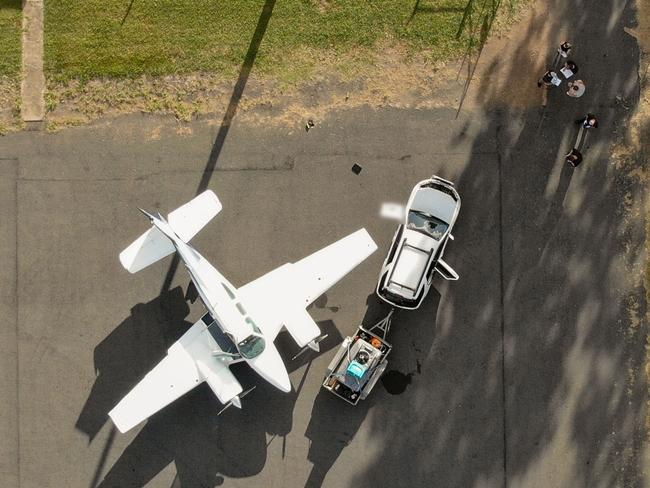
top-left (322, 310), bottom-right (394, 405)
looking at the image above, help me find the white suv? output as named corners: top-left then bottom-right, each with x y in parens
top-left (376, 176), bottom-right (461, 310)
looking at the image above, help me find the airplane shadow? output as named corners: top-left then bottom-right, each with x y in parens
top-left (76, 286), bottom-right (192, 443)
top-left (83, 291), bottom-right (439, 488)
top-left (91, 312), bottom-right (343, 488)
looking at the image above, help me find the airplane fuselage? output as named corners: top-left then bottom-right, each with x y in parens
top-left (150, 214), bottom-right (291, 392)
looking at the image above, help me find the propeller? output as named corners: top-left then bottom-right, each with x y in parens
top-left (217, 386), bottom-right (256, 415)
top-left (291, 334), bottom-right (329, 361)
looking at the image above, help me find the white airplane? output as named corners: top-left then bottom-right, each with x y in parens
top-left (109, 190), bottom-right (377, 433)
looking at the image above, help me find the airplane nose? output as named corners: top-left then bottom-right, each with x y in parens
top-left (276, 374), bottom-right (292, 393)
top-left (247, 344), bottom-right (292, 393)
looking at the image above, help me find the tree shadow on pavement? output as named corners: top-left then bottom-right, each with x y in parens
top-left (353, 0), bottom-right (647, 486)
top-left (455, 0), bottom-right (502, 117)
top-left (120, 0), bottom-right (136, 26)
top-left (159, 0), bottom-right (276, 294)
top-left (195, 0), bottom-right (276, 194)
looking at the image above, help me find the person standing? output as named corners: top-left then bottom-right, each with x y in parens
top-left (576, 113), bottom-right (598, 129)
top-left (566, 80), bottom-right (586, 98)
top-left (538, 70), bottom-right (561, 106)
top-left (552, 41), bottom-right (573, 68)
top-left (560, 60), bottom-right (578, 78)
top-left (538, 70), bottom-right (561, 87)
top-left (565, 148), bottom-right (583, 167)
top-left (558, 41), bottom-right (572, 58)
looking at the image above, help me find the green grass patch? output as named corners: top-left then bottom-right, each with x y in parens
top-left (45, 0), bottom-right (513, 81)
top-left (0, 0), bottom-right (22, 77)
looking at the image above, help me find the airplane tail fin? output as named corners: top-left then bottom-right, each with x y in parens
top-left (119, 190), bottom-right (222, 273)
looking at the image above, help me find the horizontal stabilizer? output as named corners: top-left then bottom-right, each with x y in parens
top-left (119, 227), bottom-right (176, 274)
top-left (168, 190), bottom-right (222, 243)
top-left (119, 190), bottom-right (222, 273)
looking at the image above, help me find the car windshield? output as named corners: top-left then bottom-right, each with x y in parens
top-left (407, 210), bottom-right (449, 240)
top-left (237, 334), bottom-right (266, 359)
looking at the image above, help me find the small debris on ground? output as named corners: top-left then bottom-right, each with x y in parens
top-left (305, 119), bottom-right (315, 131)
top-left (351, 163), bottom-right (362, 174)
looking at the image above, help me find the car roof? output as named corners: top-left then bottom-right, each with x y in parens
top-left (389, 246), bottom-right (428, 294)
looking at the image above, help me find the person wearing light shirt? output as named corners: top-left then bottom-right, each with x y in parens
top-left (567, 79), bottom-right (586, 98)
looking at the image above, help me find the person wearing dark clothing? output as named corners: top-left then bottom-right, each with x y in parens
top-left (559, 41), bottom-right (572, 57)
top-left (576, 113), bottom-right (598, 129)
top-left (565, 148), bottom-right (583, 167)
top-left (552, 41), bottom-right (573, 68)
top-left (560, 60), bottom-right (578, 79)
top-left (563, 61), bottom-right (578, 73)
top-left (538, 70), bottom-right (560, 87)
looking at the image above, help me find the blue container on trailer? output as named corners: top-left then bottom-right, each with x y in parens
top-left (347, 361), bottom-right (367, 379)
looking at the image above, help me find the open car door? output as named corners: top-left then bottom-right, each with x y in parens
top-left (435, 258), bottom-right (459, 281)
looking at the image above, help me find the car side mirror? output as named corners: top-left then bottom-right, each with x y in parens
top-left (448, 233), bottom-right (454, 241)
top-left (380, 202), bottom-right (405, 221)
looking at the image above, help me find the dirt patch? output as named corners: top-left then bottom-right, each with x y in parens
top-left (44, 44), bottom-right (460, 131)
top-left (634, 0), bottom-right (650, 447)
top-left (43, 2), bottom-right (533, 132)
top-left (609, 0), bottom-right (650, 449)
top-left (312, 0), bottom-right (332, 14)
top-left (0, 76), bottom-right (21, 134)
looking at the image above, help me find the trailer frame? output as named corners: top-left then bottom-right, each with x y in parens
top-left (322, 309), bottom-right (394, 405)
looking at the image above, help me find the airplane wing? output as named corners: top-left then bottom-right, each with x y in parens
top-left (109, 315), bottom-right (242, 433)
top-left (108, 341), bottom-right (201, 433)
top-left (238, 228), bottom-right (377, 347)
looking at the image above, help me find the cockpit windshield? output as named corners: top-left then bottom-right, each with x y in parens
top-left (407, 210), bottom-right (448, 240)
top-left (237, 334), bottom-right (266, 359)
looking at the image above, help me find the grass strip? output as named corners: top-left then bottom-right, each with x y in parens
top-left (45, 0), bottom-right (515, 81)
top-left (0, 0), bottom-right (22, 77)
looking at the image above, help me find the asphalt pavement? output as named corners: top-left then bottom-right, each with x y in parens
top-left (0, 0), bottom-right (647, 486)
